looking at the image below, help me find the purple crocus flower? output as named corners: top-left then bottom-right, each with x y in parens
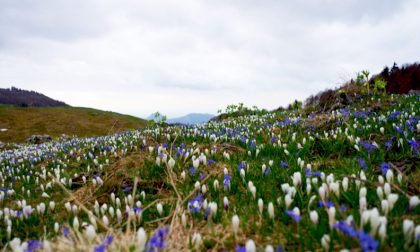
top-left (235, 245), bottom-right (246, 252)
top-left (146, 227), bottom-right (169, 251)
top-left (359, 141), bottom-right (377, 154)
top-left (305, 168), bottom-right (321, 177)
top-left (357, 158), bottom-right (367, 170)
top-left (207, 159), bottom-right (216, 165)
top-left (199, 173), bottom-right (205, 180)
top-left (94, 235), bottom-right (113, 252)
top-left (280, 161), bottom-right (289, 169)
top-left (223, 174), bottom-right (231, 190)
top-left (334, 220), bottom-right (379, 252)
top-left (188, 195), bottom-right (204, 213)
top-left (26, 240), bottom-right (43, 252)
top-left (318, 200), bottom-right (334, 208)
top-left (384, 137), bottom-right (395, 150)
top-left (408, 139), bottom-right (419, 156)
top-left (380, 163), bottom-right (392, 175)
top-left (188, 167), bottom-right (196, 175)
top-left (285, 210), bottom-right (301, 223)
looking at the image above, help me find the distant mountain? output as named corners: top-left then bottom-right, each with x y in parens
top-left (167, 113), bottom-right (214, 124)
top-left (147, 113), bottom-right (214, 124)
top-left (0, 87), bottom-right (68, 107)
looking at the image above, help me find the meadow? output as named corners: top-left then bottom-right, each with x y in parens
top-left (0, 91), bottom-right (419, 251)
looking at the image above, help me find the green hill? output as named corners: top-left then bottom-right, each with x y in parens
top-left (0, 106), bottom-right (147, 143)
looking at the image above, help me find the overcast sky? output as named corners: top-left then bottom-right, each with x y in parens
top-left (1, 0), bottom-right (419, 118)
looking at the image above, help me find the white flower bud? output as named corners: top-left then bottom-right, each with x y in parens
top-left (73, 217), bottom-right (80, 230)
top-left (258, 198), bottom-right (263, 215)
top-left (232, 215), bottom-right (240, 235)
top-left (342, 177), bottom-right (349, 192)
top-left (268, 202), bottom-right (274, 219)
top-left (85, 225), bottom-right (96, 241)
top-left (409, 196), bottom-right (420, 210)
top-left (192, 233), bottom-right (202, 250)
top-left (157, 203), bottom-right (163, 216)
top-left (245, 239), bottom-right (256, 252)
top-left (321, 234), bottom-right (330, 251)
top-left (310, 210), bottom-right (319, 224)
top-left (403, 219), bottom-right (414, 243)
top-left (137, 227), bottom-right (147, 250)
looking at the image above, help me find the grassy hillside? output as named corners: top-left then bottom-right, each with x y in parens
top-left (0, 88), bottom-right (418, 251)
top-left (0, 106), bottom-right (147, 143)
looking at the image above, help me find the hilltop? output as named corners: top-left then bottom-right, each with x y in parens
top-left (0, 106), bottom-right (147, 143)
top-left (0, 87), bottom-right (68, 107)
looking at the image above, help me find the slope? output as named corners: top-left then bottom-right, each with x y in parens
top-left (0, 106), bottom-right (147, 143)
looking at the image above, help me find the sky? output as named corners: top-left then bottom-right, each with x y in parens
top-left (1, 0), bottom-right (419, 118)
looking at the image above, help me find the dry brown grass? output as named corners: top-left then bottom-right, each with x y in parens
top-left (0, 106), bottom-right (147, 143)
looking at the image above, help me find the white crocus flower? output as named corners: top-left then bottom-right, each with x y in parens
top-left (245, 240), bottom-right (256, 252)
top-left (232, 215), bottom-right (240, 236)
top-left (137, 227), bottom-right (147, 250)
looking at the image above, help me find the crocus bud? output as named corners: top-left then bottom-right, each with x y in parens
top-left (359, 187), bottom-right (367, 198)
top-left (342, 177), bottom-right (349, 192)
top-left (292, 172), bottom-right (302, 187)
top-left (168, 158), bottom-right (175, 170)
top-left (137, 227), bottom-right (147, 250)
top-left (193, 159), bottom-right (200, 169)
top-left (268, 202), bottom-right (274, 219)
top-left (377, 187), bottom-right (384, 200)
top-left (223, 197), bottom-right (229, 210)
top-left (232, 215), bottom-right (240, 235)
top-left (265, 245), bottom-right (274, 252)
top-left (378, 223), bottom-right (386, 241)
top-left (319, 187), bottom-right (326, 201)
top-left (250, 186), bottom-right (256, 199)
top-left (321, 234), bottom-right (330, 251)
top-left (54, 222), bottom-right (59, 233)
top-left (245, 240), bottom-right (256, 252)
top-left (328, 207), bottom-right (336, 229)
top-left (157, 203), bottom-right (163, 216)
top-left (258, 198), bottom-right (263, 215)
top-left (49, 201), bottom-right (55, 211)
top-left (381, 200), bottom-right (389, 215)
top-left (387, 193), bottom-right (399, 211)
top-left (201, 185), bottom-right (207, 194)
top-left (310, 210), bottom-right (319, 224)
top-left (359, 197), bottom-right (367, 212)
top-left (73, 217), bottom-right (80, 230)
top-left (213, 180), bottom-right (219, 191)
top-left (409, 196), bottom-right (420, 210)
top-left (403, 219), bottom-right (414, 243)
top-left (285, 194), bottom-right (293, 209)
top-left (182, 212), bottom-right (187, 227)
top-left (384, 183), bottom-right (391, 196)
top-left (85, 225), bottom-right (96, 241)
top-left (386, 170), bottom-right (394, 183)
top-left (192, 233), bottom-right (202, 250)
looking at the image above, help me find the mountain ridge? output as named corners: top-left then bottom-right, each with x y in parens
top-left (0, 86), bottom-right (68, 107)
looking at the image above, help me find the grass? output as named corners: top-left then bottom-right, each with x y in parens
top-left (0, 106), bottom-right (147, 143)
top-left (0, 91), bottom-right (419, 251)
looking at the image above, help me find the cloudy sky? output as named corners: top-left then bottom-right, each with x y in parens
top-left (1, 0), bottom-right (419, 118)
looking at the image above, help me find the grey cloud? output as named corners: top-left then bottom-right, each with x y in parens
top-left (0, 0), bottom-right (419, 116)
top-left (0, 0), bottom-right (111, 46)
